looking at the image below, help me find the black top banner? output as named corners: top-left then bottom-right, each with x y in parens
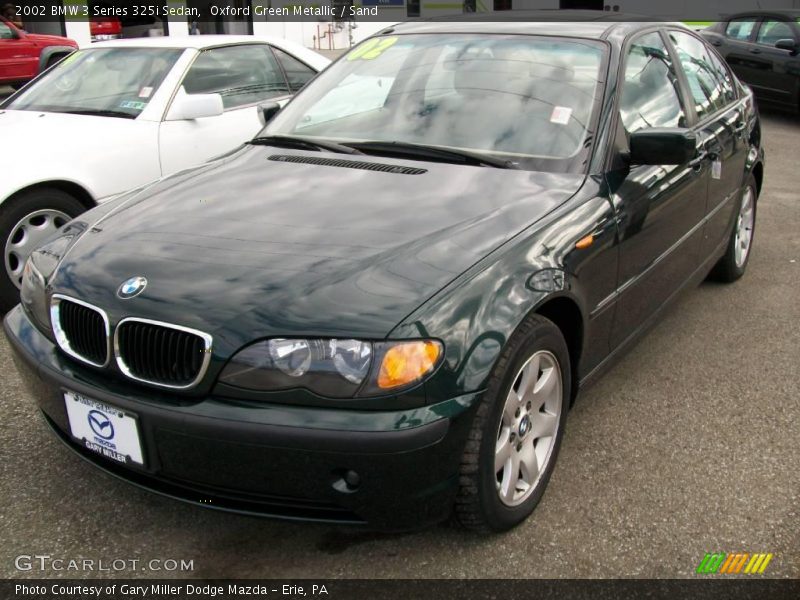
top-left (2, 0), bottom-right (799, 24)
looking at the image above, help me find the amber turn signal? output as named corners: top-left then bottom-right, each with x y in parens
top-left (377, 341), bottom-right (442, 390)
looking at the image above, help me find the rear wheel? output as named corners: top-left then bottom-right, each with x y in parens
top-left (0, 188), bottom-right (85, 312)
top-left (456, 315), bottom-right (570, 532)
top-left (709, 174), bottom-right (757, 283)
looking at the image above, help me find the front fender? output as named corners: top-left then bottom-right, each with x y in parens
top-left (393, 191), bottom-right (619, 402)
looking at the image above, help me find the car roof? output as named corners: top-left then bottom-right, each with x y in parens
top-left (721, 9), bottom-right (800, 19)
top-left (391, 10), bottom-right (681, 39)
top-left (90, 35), bottom-right (290, 50)
top-left (84, 35), bottom-right (331, 71)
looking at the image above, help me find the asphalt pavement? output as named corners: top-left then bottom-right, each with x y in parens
top-left (0, 111), bottom-right (797, 579)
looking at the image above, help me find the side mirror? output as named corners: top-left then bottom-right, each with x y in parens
top-left (166, 92), bottom-right (224, 121)
top-left (775, 39), bottom-right (798, 54)
top-left (259, 101), bottom-right (281, 126)
top-left (629, 128), bottom-right (697, 166)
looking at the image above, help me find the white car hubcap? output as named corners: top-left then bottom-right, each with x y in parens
top-left (4, 209), bottom-right (70, 289)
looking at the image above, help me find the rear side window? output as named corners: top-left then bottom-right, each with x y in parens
top-left (620, 32), bottom-right (686, 133)
top-left (756, 20), bottom-right (795, 45)
top-left (272, 47), bottom-right (316, 92)
top-left (725, 19), bottom-right (757, 41)
top-left (669, 31), bottom-right (733, 120)
top-left (181, 45), bottom-right (290, 110)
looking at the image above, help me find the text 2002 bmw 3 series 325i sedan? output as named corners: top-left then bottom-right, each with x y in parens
top-left (5, 17), bottom-right (764, 532)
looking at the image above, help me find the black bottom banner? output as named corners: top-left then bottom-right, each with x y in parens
top-left (4, 579), bottom-right (800, 600)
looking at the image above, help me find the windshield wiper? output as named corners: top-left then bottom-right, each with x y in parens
top-left (343, 140), bottom-right (518, 169)
top-left (249, 134), bottom-right (362, 155)
top-left (62, 109), bottom-right (137, 119)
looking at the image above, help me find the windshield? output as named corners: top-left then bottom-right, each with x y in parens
top-left (5, 47), bottom-right (183, 118)
top-left (265, 34), bottom-right (606, 172)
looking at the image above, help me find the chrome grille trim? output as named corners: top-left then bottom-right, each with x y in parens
top-left (114, 317), bottom-right (213, 390)
top-left (50, 295), bottom-right (111, 368)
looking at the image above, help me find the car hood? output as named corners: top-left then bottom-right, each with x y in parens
top-left (0, 110), bottom-right (160, 201)
top-left (52, 146), bottom-right (584, 353)
top-left (0, 110), bottom-right (109, 144)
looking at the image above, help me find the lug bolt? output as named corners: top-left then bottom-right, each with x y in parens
top-left (515, 407), bottom-right (521, 418)
top-left (526, 401), bottom-right (531, 410)
top-left (516, 442), bottom-right (523, 452)
top-left (509, 433), bottom-right (515, 442)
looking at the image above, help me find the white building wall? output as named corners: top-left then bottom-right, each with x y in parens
top-left (62, 0), bottom-right (91, 47)
top-left (166, 0), bottom-right (191, 36)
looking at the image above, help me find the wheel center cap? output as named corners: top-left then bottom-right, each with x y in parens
top-left (518, 415), bottom-right (531, 437)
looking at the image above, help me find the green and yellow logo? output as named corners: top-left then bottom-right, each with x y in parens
top-left (696, 552), bottom-right (774, 574)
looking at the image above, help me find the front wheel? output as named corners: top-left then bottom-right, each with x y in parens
top-left (709, 174), bottom-right (758, 283)
top-left (456, 315), bottom-right (570, 532)
top-left (0, 188), bottom-right (85, 313)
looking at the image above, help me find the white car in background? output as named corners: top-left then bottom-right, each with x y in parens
top-left (0, 36), bottom-right (329, 311)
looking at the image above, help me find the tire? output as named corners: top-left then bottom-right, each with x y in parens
top-left (455, 314), bottom-right (571, 533)
top-left (709, 174), bottom-right (758, 283)
top-left (0, 188), bottom-right (86, 313)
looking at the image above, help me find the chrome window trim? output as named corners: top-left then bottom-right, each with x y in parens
top-left (50, 294), bottom-right (111, 368)
top-left (113, 317), bottom-right (213, 391)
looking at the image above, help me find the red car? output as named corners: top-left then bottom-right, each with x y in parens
top-left (90, 17), bottom-right (122, 41)
top-left (0, 16), bottom-right (78, 89)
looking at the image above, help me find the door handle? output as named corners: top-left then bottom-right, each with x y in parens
top-left (711, 39), bottom-right (722, 46)
top-left (749, 47), bottom-right (762, 54)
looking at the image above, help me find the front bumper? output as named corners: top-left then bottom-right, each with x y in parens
top-left (4, 306), bottom-right (481, 531)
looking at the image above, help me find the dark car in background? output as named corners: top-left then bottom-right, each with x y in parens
top-left (0, 16), bottom-right (77, 88)
top-left (701, 10), bottom-right (800, 112)
top-left (5, 17), bottom-right (764, 532)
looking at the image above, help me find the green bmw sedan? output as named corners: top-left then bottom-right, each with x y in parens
top-left (5, 16), bottom-right (764, 532)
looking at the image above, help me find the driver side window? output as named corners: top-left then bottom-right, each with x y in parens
top-left (620, 32), bottom-right (686, 133)
top-left (0, 23), bottom-right (13, 39)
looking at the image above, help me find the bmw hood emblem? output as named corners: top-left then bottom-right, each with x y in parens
top-left (117, 276), bottom-right (147, 299)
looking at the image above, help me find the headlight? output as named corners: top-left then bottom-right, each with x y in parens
top-left (218, 338), bottom-right (442, 398)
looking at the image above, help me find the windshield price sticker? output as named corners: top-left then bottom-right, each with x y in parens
top-left (550, 106), bottom-right (573, 125)
top-left (346, 37), bottom-right (399, 61)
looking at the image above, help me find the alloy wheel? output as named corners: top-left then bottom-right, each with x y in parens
top-left (495, 350), bottom-right (563, 507)
top-left (734, 186), bottom-right (755, 268)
